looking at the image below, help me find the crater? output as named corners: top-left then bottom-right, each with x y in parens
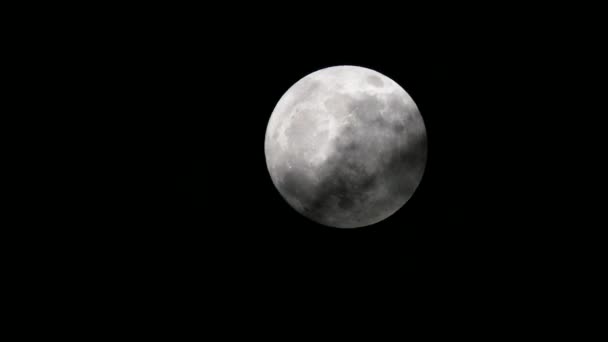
top-left (347, 94), bottom-right (386, 123)
top-left (323, 93), bottom-right (352, 115)
top-left (367, 75), bottom-right (384, 87)
top-left (284, 110), bottom-right (317, 150)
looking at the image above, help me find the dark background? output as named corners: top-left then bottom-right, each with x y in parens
top-left (57, 7), bottom-right (587, 308)
top-left (122, 25), bottom-right (533, 288)
top-left (4, 3), bottom-right (598, 333)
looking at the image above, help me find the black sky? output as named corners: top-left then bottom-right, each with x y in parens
top-left (2, 2), bottom-right (596, 333)
top-left (84, 7), bottom-right (579, 306)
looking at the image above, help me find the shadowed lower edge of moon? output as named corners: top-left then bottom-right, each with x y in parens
top-left (276, 134), bottom-right (426, 228)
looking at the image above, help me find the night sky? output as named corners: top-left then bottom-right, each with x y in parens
top-left (91, 8), bottom-right (572, 309)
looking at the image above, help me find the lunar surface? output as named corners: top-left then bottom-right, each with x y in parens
top-left (264, 65), bottom-right (427, 228)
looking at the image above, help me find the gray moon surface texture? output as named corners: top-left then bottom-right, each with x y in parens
top-left (264, 65), bottom-right (427, 228)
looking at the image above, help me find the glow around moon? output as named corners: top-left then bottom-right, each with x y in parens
top-left (264, 65), bottom-right (427, 228)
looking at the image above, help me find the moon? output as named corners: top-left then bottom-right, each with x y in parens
top-left (264, 65), bottom-right (427, 228)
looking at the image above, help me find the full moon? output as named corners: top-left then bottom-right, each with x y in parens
top-left (264, 65), bottom-right (427, 228)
